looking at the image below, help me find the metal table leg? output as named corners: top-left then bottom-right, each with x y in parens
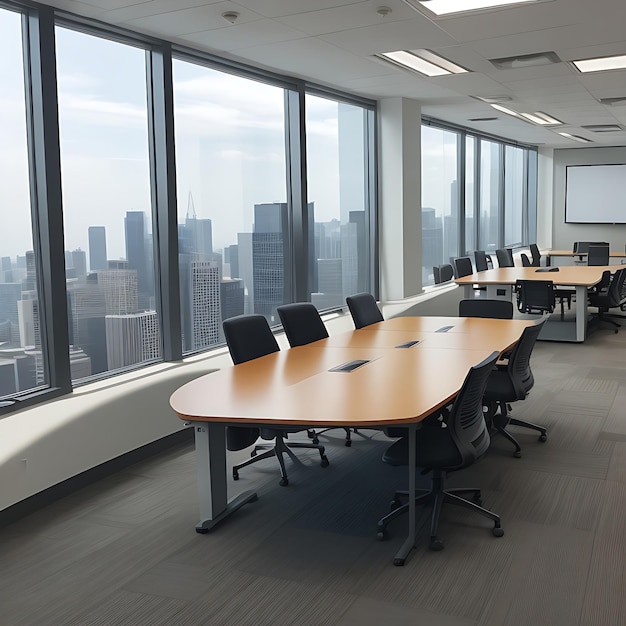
top-left (394, 424), bottom-right (416, 566)
top-left (192, 422), bottom-right (257, 533)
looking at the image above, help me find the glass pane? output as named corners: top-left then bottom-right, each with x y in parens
top-left (305, 95), bottom-right (370, 308)
top-left (504, 145), bottom-right (524, 246)
top-left (0, 9), bottom-right (47, 397)
top-left (421, 125), bottom-right (460, 286)
top-left (478, 139), bottom-right (501, 254)
top-left (173, 61), bottom-right (288, 352)
top-left (56, 28), bottom-right (160, 380)
top-left (464, 136), bottom-right (476, 254)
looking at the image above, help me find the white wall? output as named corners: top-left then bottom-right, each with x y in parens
top-left (552, 146), bottom-right (626, 250)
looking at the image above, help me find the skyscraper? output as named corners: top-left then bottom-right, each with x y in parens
top-left (124, 211), bottom-right (149, 300)
top-left (88, 226), bottom-right (107, 271)
top-left (189, 261), bottom-right (221, 350)
top-left (252, 202), bottom-right (288, 322)
top-left (105, 311), bottom-right (161, 370)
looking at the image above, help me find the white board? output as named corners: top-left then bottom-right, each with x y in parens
top-left (565, 164), bottom-right (626, 223)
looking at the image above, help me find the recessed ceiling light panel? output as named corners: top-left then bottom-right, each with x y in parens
top-left (519, 111), bottom-right (563, 125)
top-left (403, 0), bottom-right (539, 16)
top-left (490, 103), bottom-right (523, 118)
top-left (557, 132), bottom-right (591, 143)
top-left (572, 54), bottom-right (626, 73)
top-left (377, 49), bottom-right (468, 76)
top-left (580, 124), bottom-right (625, 133)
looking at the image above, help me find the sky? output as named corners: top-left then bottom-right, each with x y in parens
top-left (0, 9), bottom-right (354, 262)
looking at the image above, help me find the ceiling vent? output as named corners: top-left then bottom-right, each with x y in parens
top-left (467, 117), bottom-right (498, 121)
top-left (580, 124), bottom-right (625, 133)
top-left (598, 97), bottom-right (626, 106)
top-left (489, 51), bottom-right (561, 70)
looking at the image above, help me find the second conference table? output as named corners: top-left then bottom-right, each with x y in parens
top-left (170, 315), bottom-right (533, 566)
top-left (455, 265), bottom-right (614, 342)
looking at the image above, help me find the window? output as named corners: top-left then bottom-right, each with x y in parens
top-left (421, 125), bottom-right (460, 284)
top-left (504, 144), bottom-right (525, 247)
top-left (56, 27), bottom-right (160, 380)
top-left (0, 8), bottom-right (47, 398)
top-left (305, 94), bottom-right (372, 309)
top-left (173, 60), bottom-right (289, 352)
top-left (464, 136), bottom-right (476, 254)
top-left (478, 139), bottom-right (502, 253)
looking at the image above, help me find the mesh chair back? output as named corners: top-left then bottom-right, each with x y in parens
top-left (459, 299), bottom-right (513, 319)
top-left (223, 314), bottom-right (279, 365)
top-left (474, 250), bottom-right (491, 272)
top-left (587, 244), bottom-right (609, 266)
top-left (453, 256), bottom-right (474, 278)
top-left (529, 243), bottom-right (541, 266)
top-left (589, 268), bottom-right (626, 309)
top-left (520, 253), bottom-right (532, 267)
top-left (515, 280), bottom-right (556, 315)
top-left (346, 293), bottom-right (384, 328)
top-left (496, 248), bottom-right (514, 267)
top-left (502, 319), bottom-right (546, 399)
top-left (434, 263), bottom-right (454, 284)
top-left (277, 302), bottom-right (328, 347)
top-left (446, 351), bottom-right (500, 467)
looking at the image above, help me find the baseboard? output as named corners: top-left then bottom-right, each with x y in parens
top-left (0, 428), bottom-right (194, 529)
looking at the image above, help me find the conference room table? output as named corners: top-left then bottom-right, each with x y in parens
top-left (170, 316), bottom-right (533, 566)
top-left (544, 249), bottom-right (626, 266)
top-left (455, 265), bottom-right (614, 342)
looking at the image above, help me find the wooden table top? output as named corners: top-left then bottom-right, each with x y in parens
top-left (170, 317), bottom-right (529, 428)
top-left (170, 345), bottom-right (497, 427)
top-left (454, 265), bottom-right (613, 287)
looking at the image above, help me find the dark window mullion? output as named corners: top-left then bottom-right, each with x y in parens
top-left (23, 6), bottom-right (71, 393)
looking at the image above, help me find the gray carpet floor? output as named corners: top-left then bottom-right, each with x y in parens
top-left (2, 325), bottom-right (626, 625)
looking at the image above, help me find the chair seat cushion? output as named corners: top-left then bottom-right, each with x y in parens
top-left (382, 422), bottom-right (462, 470)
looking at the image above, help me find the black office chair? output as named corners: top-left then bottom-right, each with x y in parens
top-left (483, 319), bottom-right (548, 458)
top-left (433, 263), bottom-right (454, 284)
top-left (529, 243), bottom-right (542, 267)
top-left (474, 250), bottom-right (493, 272)
top-left (453, 256), bottom-right (474, 279)
top-left (277, 302), bottom-right (353, 446)
top-left (346, 293), bottom-right (384, 328)
top-left (376, 351), bottom-right (503, 551)
top-left (459, 299), bottom-right (513, 320)
top-left (223, 314), bottom-right (329, 486)
top-left (496, 248), bottom-right (514, 268)
top-left (520, 253), bottom-right (532, 267)
top-left (587, 244), bottom-right (610, 266)
top-left (515, 279), bottom-right (556, 315)
top-left (588, 268), bottom-right (626, 333)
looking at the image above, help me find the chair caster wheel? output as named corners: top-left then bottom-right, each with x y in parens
top-left (233, 471), bottom-right (239, 481)
top-left (539, 433), bottom-right (547, 442)
top-left (345, 440), bottom-right (352, 447)
top-left (429, 538), bottom-right (444, 551)
top-left (492, 526), bottom-right (504, 537)
top-left (320, 456), bottom-right (329, 468)
top-left (390, 496), bottom-right (403, 511)
top-left (393, 557), bottom-right (405, 566)
top-left (513, 450), bottom-right (522, 458)
top-left (312, 437), bottom-right (319, 444)
top-left (279, 477), bottom-right (289, 487)
top-left (196, 527), bottom-right (209, 534)
top-left (377, 529), bottom-right (386, 541)
top-left (307, 430), bottom-right (315, 439)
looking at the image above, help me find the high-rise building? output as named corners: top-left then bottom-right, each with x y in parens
top-left (124, 211), bottom-right (149, 298)
top-left (220, 278), bottom-right (244, 325)
top-left (312, 258), bottom-right (342, 310)
top-left (105, 310), bottom-right (161, 370)
top-left (96, 269), bottom-right (138, 315)
top-left (71, 249), bottom-right (87, 280)
top-left (67, 274), bottom-right (108, 374)
top-left (189, 261), bottom-right (221, 350)
top-left (88, 226), bottom-right (107, 271)
top-left (237, 233), bottom-right (254, 314)
top-left (0, 282), bottom-right (22, 344)
top-left (252, 202), bottom-right (288, 322)
top-left (17, 296), bottom-right (40, 349)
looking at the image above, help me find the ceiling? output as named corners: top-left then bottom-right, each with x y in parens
top-left (37, 0), bottom-right (626, 149)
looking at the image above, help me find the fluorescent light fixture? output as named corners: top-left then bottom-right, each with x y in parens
top-left (377, 49), bottom-right (468, 76)
top-left (490, 103), bottom-right (523, 118)
top-left (557, 132), bottom-right (591, 143)
top-left (572, 54), bottom-right (626, 73)
top-left (405, 0), bottom-right (538, 16)
top-left (519, 111), bottom-right (563, 125)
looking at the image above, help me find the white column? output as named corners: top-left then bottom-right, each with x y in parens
top-left (378, 97), bottom-right (422, 301)
top-left (537, 147), bottom-right (554, 250)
